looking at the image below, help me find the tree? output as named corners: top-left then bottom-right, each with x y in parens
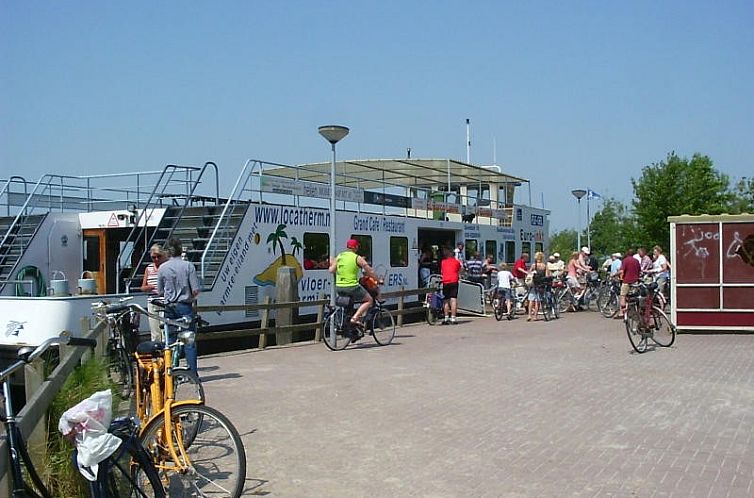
top-left (588, 198), bottom-right (638, 257)
top-left (548, 229), bottom-right (577, 258)
top-left (266, 224), bottom-right (289, 263)
top-left (632, 152), bottom-right (732, 251)
top-left (728, 177), bottom-right (754, 214)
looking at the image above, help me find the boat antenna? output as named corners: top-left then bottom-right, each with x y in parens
top-left (407, 147), bottom-right (411, 159)
top-left (493, 136), bottom-right (497, 166)
top-left (466, 118), bottom-right (471, 164)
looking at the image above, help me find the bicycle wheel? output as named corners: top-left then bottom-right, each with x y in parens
top-left (649, 306), bottom-right (676, 347)
top-left (173, 368), bottom-right (205, 404)
top-left (557, 292), bottom-right (573, 313)
top-left (140, 405), bottom-right (247, 498)
top-left (426, 305), bottom-right (439, 325)
top-left (102, 439), bottom-right (166, 497)
top-left (323, 308), bottom-right (351, 351)
top-left (585, 288), bottom-right (599, 312)
top-left (371, 308), bottom-right (395, 346)
top-left (493, 297), bottom-right (505, 321)
top-left (600, 291), bottom-right (619, 318)
top-left (108, 345), bottom-right (133, 399)
top-left (625, 308), bottom-right (647, 353)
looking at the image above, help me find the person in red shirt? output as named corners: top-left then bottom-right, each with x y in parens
top-left (512, 252), bottom-right (529, 282)
top-left (440, 248), bottom-right (462, 325)
top-left (619, 248), bottom-right (641, 318)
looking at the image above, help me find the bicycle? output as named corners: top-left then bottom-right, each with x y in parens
top-left (94, 301), bottom-right (205, 412)
top-left (93, 296), bottom-right (139, 399)
top-left (323, 279), bottom-right (395, 351)
top-left (492, 287), bottom-right (514, 321)
top-left (597, 278), bottom-right (621, 318)
top-left (424, 282), bottom-right (445, 326)
top-left (1, 334), bottom-right (164, 498)
top-left (624, 281), bottom-right (677, 354)
top-left (533, 277), bottom-right (559, 321)
top-left (98, 302), bottom-right (246, 497)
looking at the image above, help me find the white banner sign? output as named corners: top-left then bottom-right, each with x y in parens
top-left (261, 176), bottom-right (364, 203)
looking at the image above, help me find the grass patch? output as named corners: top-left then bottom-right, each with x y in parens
top-left (44, 355), bottom-right (114, 497)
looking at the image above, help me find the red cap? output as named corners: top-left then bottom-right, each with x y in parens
top-left (346, 239), bottom-right (359, 250)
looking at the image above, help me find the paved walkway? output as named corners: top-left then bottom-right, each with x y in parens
top-left (199, 311), bottom-right (754, 497)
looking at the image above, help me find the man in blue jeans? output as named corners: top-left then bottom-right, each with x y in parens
top-left (157, 236), bottom-right (200, 373)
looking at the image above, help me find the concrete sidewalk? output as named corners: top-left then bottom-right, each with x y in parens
top-left (200, 311), bottom-right (754, 497)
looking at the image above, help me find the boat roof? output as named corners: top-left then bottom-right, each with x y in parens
top-left (263, 158), bottom-right (528, 191)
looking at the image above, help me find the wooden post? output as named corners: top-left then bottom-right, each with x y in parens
top-left (24, 359), bottom-right (46, 479)
top-left (314, 292), bottom-right (325, 342)
top-left (258, 296), bottom-right (270, 349)
top-left (397, 286), bottom-right (404, 327)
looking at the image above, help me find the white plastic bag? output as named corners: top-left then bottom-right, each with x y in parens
top-left (58, 389), bottom-right (122, 481)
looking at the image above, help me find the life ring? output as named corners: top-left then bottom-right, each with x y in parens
top-left (15, 265), bottom-right (47, 297)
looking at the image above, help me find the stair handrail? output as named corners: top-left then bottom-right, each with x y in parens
top-left (118, 162), bottom-right (221, 292)
top-left (0, 176), bottom-right (28, 217)
top-left (199, 159), bottom-right (262, 281)
top-left (0, 174), bottom-right (52, 250)
top-left (115, 164), bottom-right (201, 292)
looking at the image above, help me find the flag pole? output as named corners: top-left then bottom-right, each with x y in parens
top-left (587, 189), bottom-right (591, 249)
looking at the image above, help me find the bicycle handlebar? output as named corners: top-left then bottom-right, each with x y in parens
top-left (0, 334), bottom-right (97, 381)
top-left (94, 301), bottom-right (194, 330)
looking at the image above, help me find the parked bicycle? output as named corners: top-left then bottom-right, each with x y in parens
top-left (92, 296), bottom-right (139, 399)
top-left (597, 278), bottom-right (621, 318)
top-left (97, 301), bottom-right (245, 497)
top-left (624, 281), bottom-right (677, 353)
top-left (323, 277), bottom-right (395, 351)
top-left (424, 281), bottom-right (445, 325)
top-left (0, 334), bottom-right (165, 498)
top-left (533, 276), bottom-right (560, 321)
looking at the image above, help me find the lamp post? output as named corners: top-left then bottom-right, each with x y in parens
top-left (318, 125), bottom-right (349, 346)
top-left (571, 189), bottom-right (587, 251)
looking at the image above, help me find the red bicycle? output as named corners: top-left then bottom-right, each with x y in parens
top-left (624, 281), bottom-right (676, 353)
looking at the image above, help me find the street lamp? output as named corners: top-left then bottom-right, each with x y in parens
top-left (571, 189), bottom-right (587, 251)
top-left (318, 125), bottom-right (349, 347)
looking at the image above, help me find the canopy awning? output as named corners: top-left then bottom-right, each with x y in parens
top-left (262, 158), bottom-right (528, 191)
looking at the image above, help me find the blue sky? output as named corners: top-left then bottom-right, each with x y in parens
top-left (2, 1), bottom-right (752, 231)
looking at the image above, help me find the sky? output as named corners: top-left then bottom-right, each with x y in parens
top-left (2, 0), bottom-right (753, 231)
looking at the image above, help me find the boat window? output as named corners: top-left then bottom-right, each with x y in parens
top-left (465, 239), bottom-right (478, 260)
top-left (390, 237), bottom-right (408, 267)
top-left (83, 235), bottom-right (100, 272)
top-left (505, 241), bottom-right (516, 264)
top-left (350, 234), bottom-right (373, 263)
top-left (303, 233), bottom-right (330, 270)
top-left (535, 242), bottom-right (544, 254)
top-left (485, 240), bottom-right (497, 263)
top-left (521, 242), bottom-right (531, 257)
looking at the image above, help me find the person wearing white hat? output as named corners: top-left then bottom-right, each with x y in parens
top-left (609, 253), bottom-right (623, 278)
top-left (552, 252), bottom-right (565, 276)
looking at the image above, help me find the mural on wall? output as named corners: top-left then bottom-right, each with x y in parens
top-left (727, 231), bottom-right (754, 267)
top-left (253, 224), bottom-right (304, 286)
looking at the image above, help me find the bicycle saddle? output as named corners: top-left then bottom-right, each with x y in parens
top-left (136, 341), bottom-right (163, 356)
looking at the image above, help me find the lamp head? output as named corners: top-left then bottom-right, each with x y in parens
top-left (318, 125), bottom-right (350, 145)
top-left (571, 189), bottom-right (587, 200)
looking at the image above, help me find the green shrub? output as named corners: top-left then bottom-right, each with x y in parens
top-left (44, 356), bottom-right (114, 497)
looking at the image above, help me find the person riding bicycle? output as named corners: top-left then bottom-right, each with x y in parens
top-left (328, 239), bottom-right (382, 330)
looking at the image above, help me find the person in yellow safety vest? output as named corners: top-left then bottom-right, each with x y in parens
top-left (328, 239), bottom-right (382, 328)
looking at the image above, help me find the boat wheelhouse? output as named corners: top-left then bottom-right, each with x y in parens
top-left (0, 158), bottom-right (549, 346)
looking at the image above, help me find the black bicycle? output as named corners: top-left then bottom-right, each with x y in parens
top-left (93, 297), bottom-right (139, 399)
top-left (323, 290), bottom-right (395, 351)
top-left (0, 335), bottom-right (165, 497)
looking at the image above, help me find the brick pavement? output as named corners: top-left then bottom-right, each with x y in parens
top-left (199, 311), bottom-right (754, 497)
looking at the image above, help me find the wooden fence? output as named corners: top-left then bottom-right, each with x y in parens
top-left (195, 285), bottom-right (431, 348)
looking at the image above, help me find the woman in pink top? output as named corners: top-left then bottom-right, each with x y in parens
top-left (141, 244), bottom-right (167, 341)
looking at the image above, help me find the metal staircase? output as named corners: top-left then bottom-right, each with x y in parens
top-left (122, 162), bottom-right (248, 292)
top-left (0, 214), bottom-right (47, 286)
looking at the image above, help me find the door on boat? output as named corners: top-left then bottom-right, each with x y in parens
top-left (83, 228), bottom-right (135, 294)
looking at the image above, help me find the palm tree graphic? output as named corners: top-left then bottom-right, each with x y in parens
top-left (290, 236), bottom-right (303, 257)
top-left (266, 224), bottom-right (289, 264)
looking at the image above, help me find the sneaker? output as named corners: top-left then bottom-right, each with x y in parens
top-left (441, 317), bottom-right (450, 325)
top-left (450, 317), bottom-right (458, 325)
